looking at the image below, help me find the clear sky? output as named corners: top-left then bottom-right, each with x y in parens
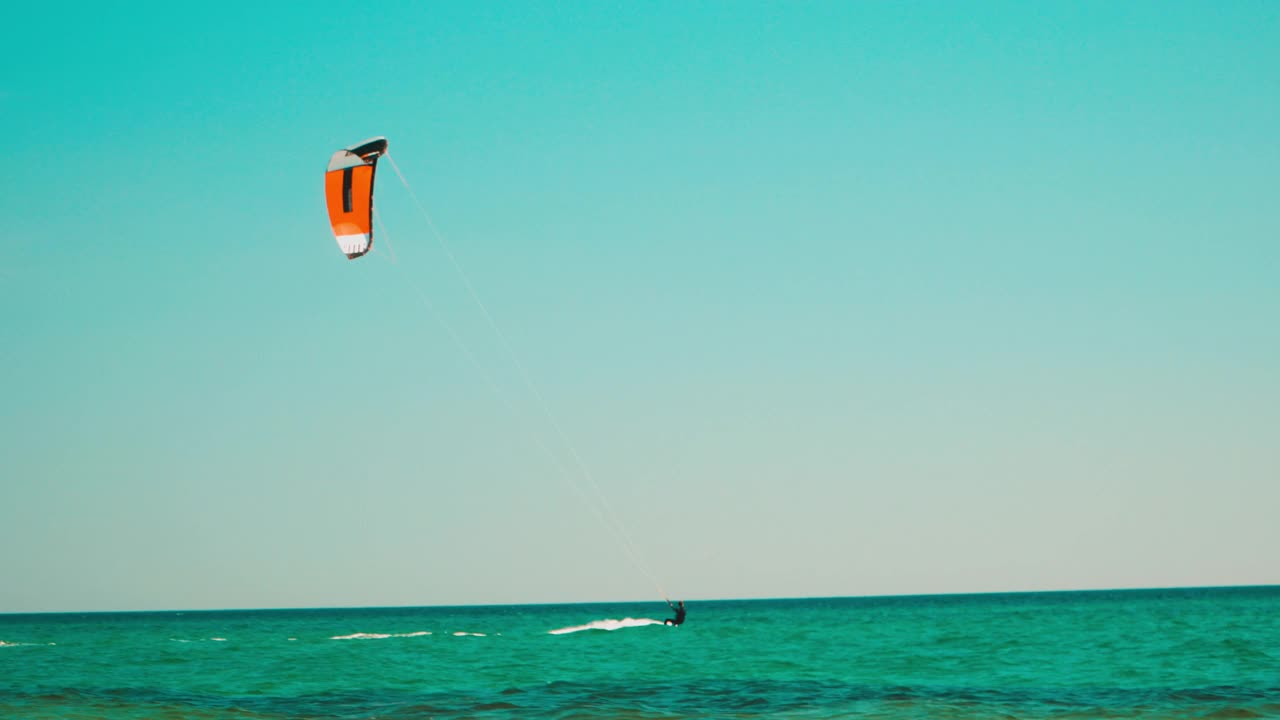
top-left (3, 1), bottom-right (1277, 613)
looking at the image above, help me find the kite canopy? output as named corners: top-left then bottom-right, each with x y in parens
top-left (325, 137), bottom-right (389, 259)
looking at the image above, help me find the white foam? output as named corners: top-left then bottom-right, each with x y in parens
top-left (549, 617), bottom-right (665, 635)
top-left (452, 631), bottom-right (487, 637)
top-left (330, 631), bottom-right (432, 640)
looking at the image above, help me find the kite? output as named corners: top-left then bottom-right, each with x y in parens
top-left (324, 137), bottom-right (388, 259)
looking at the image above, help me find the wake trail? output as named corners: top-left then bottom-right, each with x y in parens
top-left (548, 618), bottom-right (666, 635)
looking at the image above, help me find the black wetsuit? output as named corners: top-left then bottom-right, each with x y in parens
top-left (666, 602), bottom-right (686, 626)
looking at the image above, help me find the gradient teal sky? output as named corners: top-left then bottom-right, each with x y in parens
top-left (3, 2), bottom-right (1277, 612)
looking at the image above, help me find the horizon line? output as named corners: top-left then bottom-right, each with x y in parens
top-left (4, 583), bottom-right (1276, 617)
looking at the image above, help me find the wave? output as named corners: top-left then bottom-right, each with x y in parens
top-left (549, 617), bottom-right (665, 635)
top-left (330, 631), bottom-right (433, 640)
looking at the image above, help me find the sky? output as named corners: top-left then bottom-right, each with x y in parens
top-left (2, 1), bottom-right (1277, 613)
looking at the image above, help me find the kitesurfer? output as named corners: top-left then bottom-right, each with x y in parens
top-left (664, 600), bottom-right (686, 626)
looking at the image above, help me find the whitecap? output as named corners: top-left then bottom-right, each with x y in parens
top-left (330, 631), bottom-right (432, 641)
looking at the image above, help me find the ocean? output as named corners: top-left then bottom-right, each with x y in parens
top-left (2, 586), bottom-right (1277, 719)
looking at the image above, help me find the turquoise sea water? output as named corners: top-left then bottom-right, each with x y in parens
top-left (2, 587), bottom-right (1277, 719)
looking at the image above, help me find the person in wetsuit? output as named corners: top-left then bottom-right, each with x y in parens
top-left (664, 600), bottom-right (686, 626)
